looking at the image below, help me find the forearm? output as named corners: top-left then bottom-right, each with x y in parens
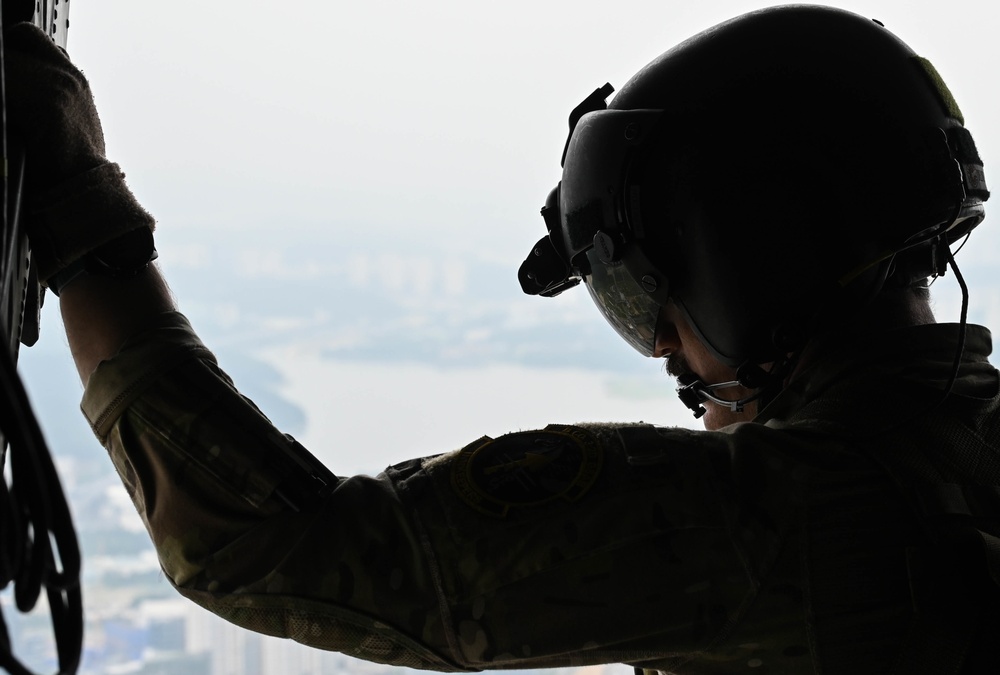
top-left (59, 264), bottom-right (176, 384)
top-left (75, 310), bottom-right (462, 669)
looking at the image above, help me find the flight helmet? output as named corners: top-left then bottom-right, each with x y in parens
top-left (519, 5), bottom-right (989, 371)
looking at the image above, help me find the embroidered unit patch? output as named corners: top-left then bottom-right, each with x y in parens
top-left (450, 425), bottom-right (603, 517)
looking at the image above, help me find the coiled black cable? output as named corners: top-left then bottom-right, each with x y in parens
top-left (0, 340), bottom-right (83, 675)
top-left (0, 2), bottom-right (84, 673)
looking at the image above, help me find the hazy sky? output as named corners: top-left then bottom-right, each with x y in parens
top-left (67, 0), bottom-right (1000, 255)
top-left (64, 0), bottom-right (1000, 315)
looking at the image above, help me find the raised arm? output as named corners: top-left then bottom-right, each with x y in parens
top-left (59, 266), bottom-right (175, 383)
top-left (5, 23), bottom-right (163, 380)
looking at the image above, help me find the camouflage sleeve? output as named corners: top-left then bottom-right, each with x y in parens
top-left (81, 312), bottom-right (765, 672)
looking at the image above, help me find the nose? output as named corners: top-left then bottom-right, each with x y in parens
top-left (653, 307), bottom-right (680, 358)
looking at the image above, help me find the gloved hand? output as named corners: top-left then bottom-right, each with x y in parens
top-left (3, 22), bottom-right (154, 284)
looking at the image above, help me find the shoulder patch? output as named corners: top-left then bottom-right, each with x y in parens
top-left (450, 425), bottom-right (603, 517)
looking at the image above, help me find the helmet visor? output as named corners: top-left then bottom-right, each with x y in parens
top-left (562, 108), bottom-right (666, 358)
top-left (583, 249), bottom-right (662, 357)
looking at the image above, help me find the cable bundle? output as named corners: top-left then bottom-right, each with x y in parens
top-left (0, 2), bottom-right (84, 671)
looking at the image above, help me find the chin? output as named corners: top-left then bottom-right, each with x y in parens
top-left (702, 412), bottom-right (729, 431)
top-left (702, 402), bottom-right (756, 431)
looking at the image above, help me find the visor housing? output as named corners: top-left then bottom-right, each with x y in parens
top-left (519, 106), bottom-right (669, 357)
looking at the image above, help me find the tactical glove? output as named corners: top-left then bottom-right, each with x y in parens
top-left (3, 23), bottom-right (154, 284)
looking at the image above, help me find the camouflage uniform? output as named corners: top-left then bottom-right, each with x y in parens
top-left (81, 312), bottom-right (1000, 674)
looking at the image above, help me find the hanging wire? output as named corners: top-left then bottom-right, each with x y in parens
top-left (0, 2), bottom-right (84, 673)
top-left (940, 243), bottom-right (970, 403)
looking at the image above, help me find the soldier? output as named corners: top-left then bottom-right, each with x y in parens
top-left (7, 5), bottom-right (1000, 674)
